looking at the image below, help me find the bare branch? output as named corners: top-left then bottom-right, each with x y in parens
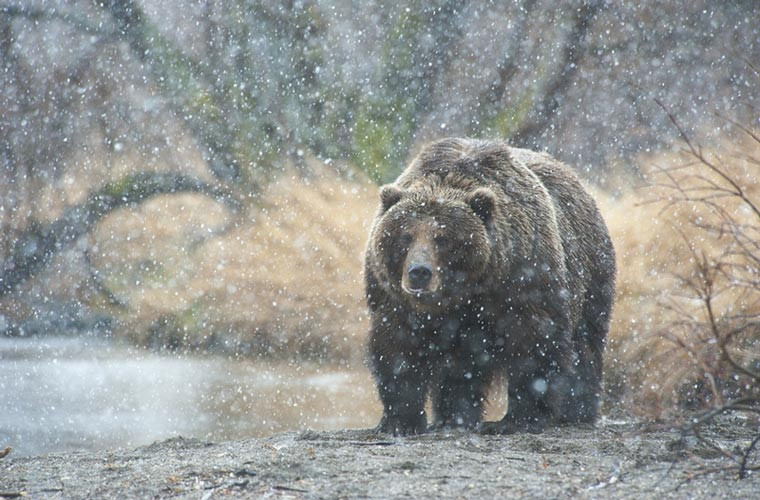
top-left (511, 0), bottom-right (603, 146)
top-left (472, 0), bottom-right (537, 127)
top-left (653, 98), bottom-right (760, 221)
top-left (647, 103), bottom-right (760, 480)
top-left (0, 172), bottom-right (240, 297)
top-left (717, 113), bottom-right (760, 144)
top-left (0, 3), bottom-right (113, 35)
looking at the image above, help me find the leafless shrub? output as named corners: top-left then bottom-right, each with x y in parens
top-left (644, 101), bottom-right (760, 479)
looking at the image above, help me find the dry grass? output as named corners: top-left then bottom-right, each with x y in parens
top-left (82, 133), bottom-right (759, 417)
top-left (599, 131), bottom-right (760, 417)
top-left (91, 166), bottom-right (377, 363)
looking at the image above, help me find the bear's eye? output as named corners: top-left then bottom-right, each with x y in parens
top-left (399, 233), bottom-right (413, 249)
top-left (434, 235), bottom-right (452, 248)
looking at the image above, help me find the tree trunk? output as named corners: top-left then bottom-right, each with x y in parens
top-left (0, 172), bottom-right (239, 297)
top-left (510, 1), bottom-right (602, 148)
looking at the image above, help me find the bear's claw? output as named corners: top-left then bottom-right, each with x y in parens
top-left (375, 414), bottom-right (427, 436)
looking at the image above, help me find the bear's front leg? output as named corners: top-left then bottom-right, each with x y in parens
top-left (369, 320), bottom-right (431, 436)
top-left (431, 362), bottom-right (492, 430)
top-left (479, 361), bottom-right (554, 434)
top-left (372, 354), bottom-right (430, 436)
top-left (479, 307), bottom-right (573, 435)
top-left (431, 329), bottom-right (495, 430)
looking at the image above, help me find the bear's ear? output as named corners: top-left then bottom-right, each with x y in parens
top-left (379, 185), bottom-right (404, 212)
top-left (467, 188), bottom-right (496, 224)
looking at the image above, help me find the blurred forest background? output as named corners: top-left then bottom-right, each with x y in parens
top-left (1, 0), bottom-right (759, 417)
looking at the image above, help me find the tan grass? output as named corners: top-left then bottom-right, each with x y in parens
top-left (598, 132), bottom-right (760, 417)
top-left (88, 134), bottom-right (759, 416)
top-left (92, 167), bottom-right (377, 363)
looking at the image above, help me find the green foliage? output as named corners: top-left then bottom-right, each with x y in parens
top-left (94, 0), bottom-right (601, 188)
top-left (482, 90), bottom-right (536, 139)
top-left (352, 99), bottom-right (416, 183)
top-left (101, 175), bottom-right (135, 200)
top-left (350, 3), bottom-right (432, 182)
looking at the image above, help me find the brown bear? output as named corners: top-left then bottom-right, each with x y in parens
top-left (365, 138), bottom-right (616, 435)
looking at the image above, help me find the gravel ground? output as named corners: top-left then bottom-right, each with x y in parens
top-left (1, 419), bottom-right (758, 499)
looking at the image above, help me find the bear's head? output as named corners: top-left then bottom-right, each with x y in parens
top-left (369, 184), bottom-right (497, 310)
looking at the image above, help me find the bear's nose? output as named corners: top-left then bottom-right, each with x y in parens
top-left (407, 263), bottom-right (433, 291)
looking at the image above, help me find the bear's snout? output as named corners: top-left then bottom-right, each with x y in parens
top-left (407, 262), bottom-right (433, 291)
top-left (401, 239), bottom-right (440, 297)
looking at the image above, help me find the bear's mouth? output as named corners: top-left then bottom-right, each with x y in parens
top-left (401, 285), bottom-right (434, 296)
top-left (400, 285), bottom-right (445, 309)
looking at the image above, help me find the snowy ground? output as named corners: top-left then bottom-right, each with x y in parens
top-left (2, 420), bottom-right (757, 499)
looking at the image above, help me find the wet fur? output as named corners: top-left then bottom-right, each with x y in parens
top-left (365, 138), bottom-right (616, 435)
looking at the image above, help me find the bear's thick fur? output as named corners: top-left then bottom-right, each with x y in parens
top-left (365, 138), bottom-right (616, 435)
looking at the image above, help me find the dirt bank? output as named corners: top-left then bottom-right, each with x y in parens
top-left (1, 419), bottom-right (757, 499)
